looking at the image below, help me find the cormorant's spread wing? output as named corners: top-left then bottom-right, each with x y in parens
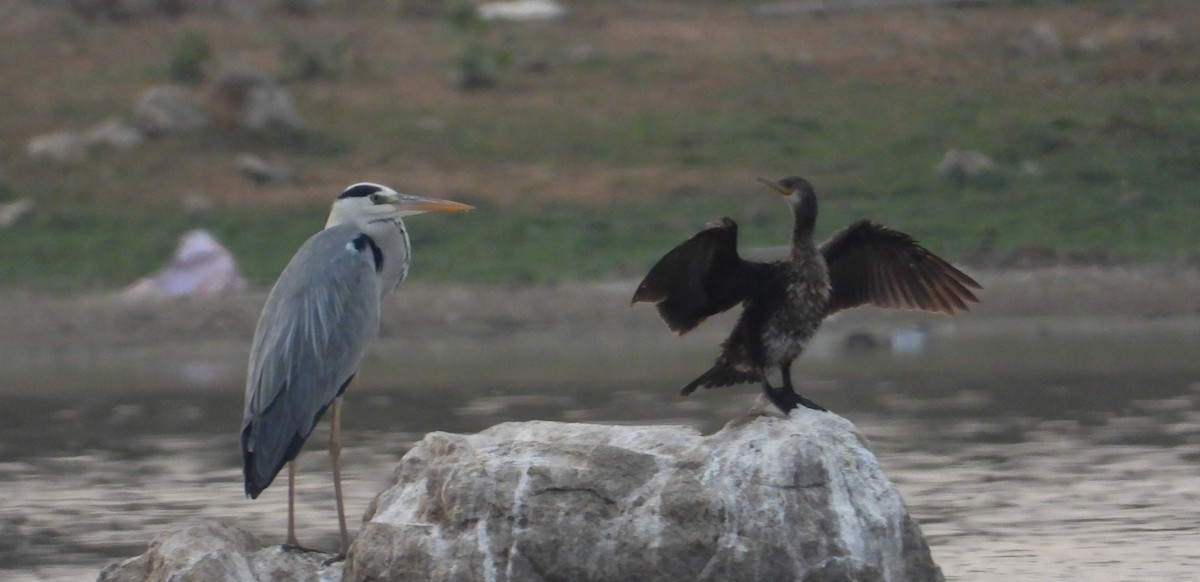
top-left (632, 217), bottom-right (772, 334)
top-left (820, 220), bottom-right (981, 316)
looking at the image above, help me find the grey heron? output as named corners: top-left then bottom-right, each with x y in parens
top-left (632, 176), bottom-right (981, 413)
top-left (240, 182), bottom-right (472, 556)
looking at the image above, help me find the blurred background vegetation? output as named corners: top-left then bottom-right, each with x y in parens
top-left (0, 0), bottom-right (1197, 291)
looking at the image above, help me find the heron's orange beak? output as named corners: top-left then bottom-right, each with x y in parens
top-left (394, 195), bottom-right (474, 213)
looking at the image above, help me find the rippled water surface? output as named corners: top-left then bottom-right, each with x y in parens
top-left (2, 300), bottom-right (1198, 581)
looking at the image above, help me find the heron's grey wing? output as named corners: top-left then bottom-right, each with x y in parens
top-left (819, 219), bottom-right (981, 317)
top-left (241, 224), bottom-right (384, 498)
top-left (632, 217), bottom-right (773, 334)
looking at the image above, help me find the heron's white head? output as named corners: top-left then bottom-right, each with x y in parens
top-left (326, 182), bottom-right (473, 228)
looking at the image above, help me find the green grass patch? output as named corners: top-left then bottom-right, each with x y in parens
top-left (4, 2), bottom-right (1200, 290)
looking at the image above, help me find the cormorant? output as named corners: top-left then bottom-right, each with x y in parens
top-left (632, 176), bottom-right (981, 413)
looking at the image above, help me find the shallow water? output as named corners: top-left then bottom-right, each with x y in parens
top-left (1, 310), bottom-right (1199, 581)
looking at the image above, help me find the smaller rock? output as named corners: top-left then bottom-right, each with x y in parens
top-left (84, 119), bottom-right (145, 148)
top-left (936, 149), bottom-right (997, 178)
top-left (0, 199), bottom-right (33, 228)
top-left (134, 85), bottom-right (210, 135)
top-left (1018, 160), bottom-right (1043, 177)
top-left (209, 62), bottom-right (304, 132)
top-left (182, 192), bottom-right (215, 218)
top-left (1080, 21), bottom-right (1178, 52)
top-left (97, 520), bottom-right (338, 582)
top-left (1010, 21), bottom-right (1063, 61)
top-left (564, 43), bottom-right (598, 64)
top-left (28, 119), bottom-right (145, 162)
top-left (235, 152), bottom-right (298, 185)
top-left (27, 130), bottom-right (87, 162)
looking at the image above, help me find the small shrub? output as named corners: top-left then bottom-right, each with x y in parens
top-left (278, 35), bottom-right (350, 81)
top-left (166, 29), bottom-right (212, 84)
top-left (446, 2), bottom-right (511, 91)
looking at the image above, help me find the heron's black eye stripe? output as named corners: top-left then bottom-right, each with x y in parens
top-left (351, 233), bottom-right (384, 273)
top-left (338, 184), bottom-right (383, 199)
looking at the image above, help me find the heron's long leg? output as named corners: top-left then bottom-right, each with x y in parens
top-left (286, 460), bottom-right (301, 547)
top-left (329, 397), bottom-right (350, 556)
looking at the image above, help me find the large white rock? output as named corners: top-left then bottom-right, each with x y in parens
top-left (347, 411), bottom-right (943, 581)
top-left (98, 412), bottom-right (943, 581)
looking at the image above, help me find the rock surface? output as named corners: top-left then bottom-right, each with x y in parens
top-left (347, 410), bottom-right (943, 581)
top-left (99, 411), bottom-right (942, 581)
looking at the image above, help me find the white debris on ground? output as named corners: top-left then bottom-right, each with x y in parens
top-left (122, 229), bottom-right (247, 299)
top-left (477, 0), bottom-right (566, 21)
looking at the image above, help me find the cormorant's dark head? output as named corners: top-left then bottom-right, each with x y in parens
top-left (758, 175), bottom-right (818, 231)
top-left (757, 176), bottom-right (815, 200)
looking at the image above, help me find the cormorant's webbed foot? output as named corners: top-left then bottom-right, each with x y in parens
top-left (762, 383), bottom-right (827, 413)
top-left (282, 542), bottom-right (324, 554)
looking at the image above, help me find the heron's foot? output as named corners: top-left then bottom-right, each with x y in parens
top-left (763, 384), bottom-right (827, 413)
top-left (321, 552), bottom-right (347, 566)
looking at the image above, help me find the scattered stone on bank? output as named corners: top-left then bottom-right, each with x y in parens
top-left (84, 118), bottom-right (145, 148)
top-left (133, 85), bottom-right (210, 135)
top-left (347, 410), bottom-right (943, 581)
top-left (1010, 20), bottom-right (1063, 61)
top-left (564, 43), bottom-right (598, 64)
top-left (121, 229), bottom-right (247, 299)
top-left (936, 148), bottom-right (997, 178)
top-left (97, 520), bottom-right (340, 582)
top-left (0, 199), bottom-right (34, 228)
top-left (1080, 21), bottom-right (1179, 52)
top-left (26, 130), bottom-right (87, 162)
top-left (235, 152), bottom-right (298, 185)
top-left (209, 62), bottom-right (304, 132)
top-left (26, 119), bottom-right (145, 162)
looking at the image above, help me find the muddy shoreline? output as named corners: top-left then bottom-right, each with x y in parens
top-left (2, 265), bottom-right (1199, 351)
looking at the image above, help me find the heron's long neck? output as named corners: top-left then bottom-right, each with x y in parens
top-left (790, 191), bottom-right (818, 260)
top-left (363, 217), bottom-right (411, 296)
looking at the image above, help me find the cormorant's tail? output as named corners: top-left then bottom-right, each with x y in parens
top-left (680, 365), bottom-right (760, 396)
